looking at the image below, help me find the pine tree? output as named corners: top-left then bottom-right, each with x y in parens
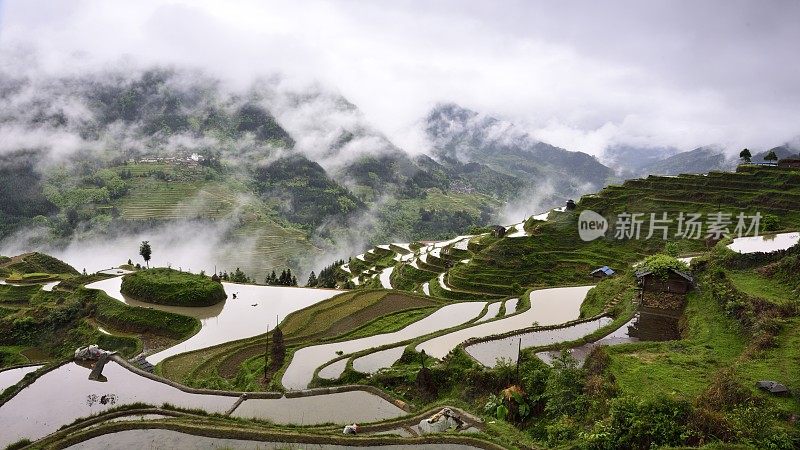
top-left (307, 271), bottom-right (317, 287)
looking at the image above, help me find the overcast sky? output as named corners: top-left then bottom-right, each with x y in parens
top-left (1, 0), bottom-right (799, 156)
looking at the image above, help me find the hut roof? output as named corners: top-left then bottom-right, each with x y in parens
top-left (590, 266), bottom-right (615, 276)
top-left (635, 268), bottom-right (693, 283)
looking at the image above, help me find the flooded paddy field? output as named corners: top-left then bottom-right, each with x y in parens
top-left (283, 301), bottom-right (486, 389)
top-left (0, 362), bottom-right (235, 447)
top-left (86, 277), bottom-right (339, 363)
top-left (0, 360), bottom-right (410, 446)
top-left (417, 286), bottom-right (592, 359)
top-left (0, 364), bottom-right (42, 391)
top-left (466, 316), bottom-right (613, 367)
top-left (536, 315), bottom-right (639, 366)
top-left (231, 390), bottom-right (405, 424)
top-left (727, 231), bottom-right (800, 254)
top-left (352, 346), bottom-right (406, 375)
top-left (67, 429), bottom-right (488, 450)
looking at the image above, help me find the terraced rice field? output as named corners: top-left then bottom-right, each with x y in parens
top-left (118, 180), bottom-right (239, 220)
top-left (282, 301), bottom-right (486, 390)
top-left (416, 286), bottom-right (591, 359)
top-left (228, 219), bottom-right (319, 278)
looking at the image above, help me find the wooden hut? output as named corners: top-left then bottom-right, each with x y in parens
top-left (491, 225), bottom-right (507, 238)
top-left (635, 268), bottom-right (693, 294)
top-left (778, 158), bottom-right (800, 169)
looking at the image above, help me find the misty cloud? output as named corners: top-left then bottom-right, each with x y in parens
top-left (2, 0), bottom-right (797, 157)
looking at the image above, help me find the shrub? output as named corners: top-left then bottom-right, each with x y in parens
top-left (544, 351), bottom-right (586, 418)
top-left (546, 415), bottom-right (580, 447)
top-left (597, 396), bottom-right (694, 449)
top-left (641, 254), bottom-right (690, 278)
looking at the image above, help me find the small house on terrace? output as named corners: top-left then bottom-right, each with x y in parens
top-left (590, 266), bottom-right (615, 278)
top-left (635, 268), bottom-right (693, 294)
top-left (491, 225), bottom-right (507, 238)
top-left (778, 158), bottom-right (800, 169)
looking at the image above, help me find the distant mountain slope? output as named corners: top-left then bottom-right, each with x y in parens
top-left (638, 146), bottom-right (736, 176)
top-left (424, 103), bottom-right (614, 189)
top-left (601, 145), bottom-right (680, 176)
top-left (0, 150), bottom-right (58, 237)
top-left (753, 144), bottom-right (800, 162)
top-left (0, 68), bottom-right (509, 278)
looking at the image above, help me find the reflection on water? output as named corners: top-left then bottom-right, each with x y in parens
top-left (476, 303), bottom-right (502, 322)
top-left (0, 362), bottom-right (236, 447)
top-left (86, 277), bottom-right (339, 364)
top-left (86, 393), bottom-right (118, 407)
top-left (537, 316), bottom-right (638, 366)
top-left (318, 359), bottom-right (348, 380)
top-left (466, 317), bottom-right (613, 367)
top-left (282, 302), bottom-right (485, 390)
top-left (0, 360), bottom-right (413, 447)
top-left (0, 365), bottom-right (42, 392)
top-left (504, 298), bottom-right (519, 315)
top-left (232, 390), bottom-right (406, 425)
top-left (352, 346), bottom-right (406, 374)
top-left (68, 429), bottom-right (486, 450)
top-left (417, 286), bottom-right (592, 359)
top-left (536, 308), bottom-right (683, 366)
top-left (727, 232), bottom-right (799, 254)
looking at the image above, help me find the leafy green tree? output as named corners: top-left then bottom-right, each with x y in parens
top-left (139, 241), bottom-right (152, 268)
top-left (764, 150), bottom-right (778, 162)
top-left (739, 148), bottom-right (752, 163)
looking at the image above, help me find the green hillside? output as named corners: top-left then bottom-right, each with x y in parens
top-left (328, 165), bottom-right (800, 449)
